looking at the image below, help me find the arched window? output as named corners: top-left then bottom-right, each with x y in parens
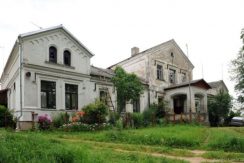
top-left (63, 50), bottom-right (71, 66)
top-left (49, 46), bottom-right (57, 63)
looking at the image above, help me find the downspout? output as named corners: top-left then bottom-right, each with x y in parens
top-left (17, 36), bottom-right (23, 130)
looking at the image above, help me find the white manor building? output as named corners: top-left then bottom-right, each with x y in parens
top-left (0, 25), bottom-right (228, 129)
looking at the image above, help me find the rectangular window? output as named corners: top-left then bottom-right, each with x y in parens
top-left (100, 90), bottom-right (108, 105)
top-left (41, 81), bottom-right (56, 109)
top-left (182, 72), bottom-right (186, 82)
top-left (133, 98), bottom-right (140, 113)
top-left (65, 84), bottom-right (78, 110)
top-left (169, 69), bottom-right (176, 84)
top-left (157, 65), bottom-right (163, 80)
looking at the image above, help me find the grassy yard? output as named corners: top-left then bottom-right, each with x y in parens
top-left (1, 125), bottom-right (244, 163)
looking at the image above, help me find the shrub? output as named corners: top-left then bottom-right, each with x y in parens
top-left (143, 105), bottom-right (157, 126)
top-left (52, 112), bottom-right (70, 128)
top-left (143, 102), bottom-right (168, 126)
top-left (61, 122), bottom-right (111, 132)
top-left (108, 112), bottom-right (120, 125)
top-left (131, 113), bottom-right (144, 128)
top-left (82, 100), bottom-right (108, 124)
top-left (71, 111), bottom-right (85, 122)
top-left (38, 114), bottom-right (52, 130)
top-left (0, 105), bottom-right (15, 128)
top-left (115, 118), bottom-right (123, 130)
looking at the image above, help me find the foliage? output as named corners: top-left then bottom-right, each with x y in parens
top-left (71, 111), bottom-right (85, 122)
top-left (131, 113), bottom-right (144, 128)
top-left (0, 105), bottom-right (15, 128)
top-left (208, 90), bottom-right (232, 126)
top-left (0, 133), bottom-right (74, 163)
top-left (0, 130), bottom-right (187, 163)
top-left (52, 112), bottom-right (70, 128)
top-left (82, 100), bottom-right (108, 124)
top-left (112, 67), bottom-right (144, 112)
top-left (61, 122), bottom-right (112, 131)
top-left (224, 110), bottom-right (242, 126)
top-left (142, 102), bottom-right (168, 126)
top-left (231, 28), bottom-right (244, 107)
top-left (108, 111), bottom-right (120, 125)
top-left (38, 114), bottom-right (52, 130)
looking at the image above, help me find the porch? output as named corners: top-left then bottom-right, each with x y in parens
top-left (164, 79), bottom-right (211, 123)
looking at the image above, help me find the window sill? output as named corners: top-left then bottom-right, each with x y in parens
top-left (156, 78), bottom-right (165, 81)
top-left (41, 108), bottom-right (78, 112)
top-left (45, 61), bottom-right (75, 69)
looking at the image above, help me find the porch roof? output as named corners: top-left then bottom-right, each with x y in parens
top-left (164, 79), bottom-right (211, 91)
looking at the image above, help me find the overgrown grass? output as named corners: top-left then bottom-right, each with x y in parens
top-left (202, 151), bottom-right (244, 162)
top-left (0, 130), bottom-right (188, 163)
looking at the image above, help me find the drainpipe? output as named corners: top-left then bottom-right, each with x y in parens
top-left (16, 36), bottom-right (23, 130)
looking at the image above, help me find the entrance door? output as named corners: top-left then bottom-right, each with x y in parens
top-left (173, 95), bottom-right (186, 114)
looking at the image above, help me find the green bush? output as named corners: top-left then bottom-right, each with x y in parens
top-left (142, 102), bottom-right (167, 126)
top-left (52, 112), bottom-right (70, 128)
top-left (131, 113), bottom-right (144, 128)
top-left (61, 122), bottom-right (112, 132)
top-left (0, 105), bottom-right (15, 128)
top-left (82, 100), bottom-right (109, 124)
top-left (115, 118), bottom-right (123, 130)
top-left (143, 106), bottom-right (157, 126)
top-left (108, 112), bottom-right (120, 125)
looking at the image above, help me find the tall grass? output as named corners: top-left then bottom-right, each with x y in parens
top-left (0, 130), bottom-right (187, 163)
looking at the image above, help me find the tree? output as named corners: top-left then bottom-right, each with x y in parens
top-left (208, 90), bottom-right (232, 126)
top-left (112, 67), bottom-right (144, 113)
top-left (231, 28), bottom-right (244, 107)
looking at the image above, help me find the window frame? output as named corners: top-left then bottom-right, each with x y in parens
top-left (65, 84), bottom-right (78, 110)
top-left (41, 80), bottom-right (56, 109)
top-left (49, 46), bottom-right (57, 63)
top-left (156, 64), bottom-right (164, 81)
top-left (63, 50), bottom-right (71, 66)
top-left (169, 69), bottom-right (176, 84)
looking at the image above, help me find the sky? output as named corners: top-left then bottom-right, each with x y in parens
top-left (0, 0), bottom-right (244, 99)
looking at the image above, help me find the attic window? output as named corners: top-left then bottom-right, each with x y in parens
top-left (49, 46), bottom-right (57, 63)
top-left (64, 50), bottom-right (71, 66)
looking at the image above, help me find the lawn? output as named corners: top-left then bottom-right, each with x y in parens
top-left (1, 125), bottom-right (244, 163)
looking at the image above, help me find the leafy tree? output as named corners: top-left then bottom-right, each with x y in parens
top-left (112, 67), bottom-right (144, 113)
top-left (231, 28), bottom-right (244, 107)
top-left (208, 90), bottom-right (232, 126)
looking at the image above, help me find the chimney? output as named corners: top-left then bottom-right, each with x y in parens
top-left (131, 47), bottom-right (139, 56)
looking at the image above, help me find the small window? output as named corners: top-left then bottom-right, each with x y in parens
top-left (49, 46), bottom-right (57, 63)
top-left (41, 80), bottom-right (56, 109)
top-left (65, 84), bottom-right (78, 110)
top-left (64, 50), bottom-right (71, 66)
top-left (100, 90), bottom-right (108, 105)
top-left (157, 65), bottom-right (163, 80)
top-left (169, 69), bottom-right (176, 84)
top-left (182, 72), bottom-right (186, 82)
top-left (133, 98), bottom-right (140, 113)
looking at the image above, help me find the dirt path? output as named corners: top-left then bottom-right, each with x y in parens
top-left (57, 138), bottom-right (236, 163)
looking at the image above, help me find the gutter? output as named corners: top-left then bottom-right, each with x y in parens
top-left (16, 36), bottom-right (23, 130)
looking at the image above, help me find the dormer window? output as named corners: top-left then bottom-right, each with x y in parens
top-left (49, 46), bottom-right (57, 63)
top-left (64, 50), bottom-right (71, 66)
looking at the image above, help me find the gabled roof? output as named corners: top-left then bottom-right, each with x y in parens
top-left (108, 39), bottom-right (194, 69)
top-left (208, 80), bottom-right (228, 92)
top-left (19, 24), bottom-right (94, 57)
top-left (90, 65), bottom-right (115, 78)
top-left (164, 79), bottom-right (211, 91)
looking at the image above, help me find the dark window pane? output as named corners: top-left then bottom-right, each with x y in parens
top-left (157, 65), bottom-right (163, 80)
top-left (49, 46), bottom-right (57, 63)
top-left (41, 80), bottom-right (56, 109)
top-left (169, 69), bottom-right (176, 84)
top-left (65, 84), bottom-right (78, 110)
top-left (64, 50), bottom-right (71, 66)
